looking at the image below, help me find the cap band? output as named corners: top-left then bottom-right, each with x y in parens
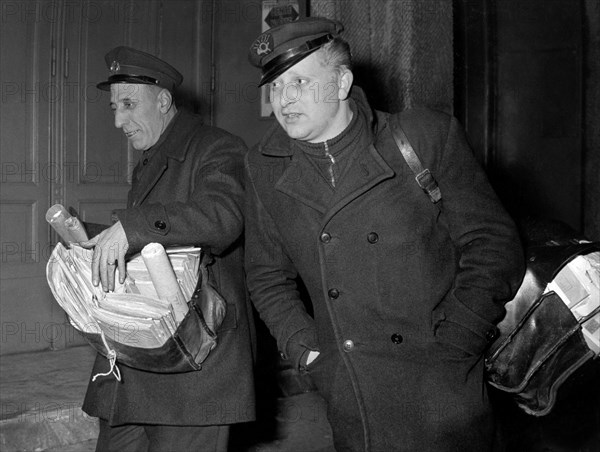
top-left (106, 74), bottom-right (160, 85)
top-left (262, 34), bottom-right (333, 79)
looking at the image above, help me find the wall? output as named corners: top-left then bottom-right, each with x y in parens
top-left (311, 0), bottom-right (453, 114)
top-left (212, 0), bottom-right (275, 147)
top-left (492, 0), bottom-right (583, 233)
top-left (584, 0), bottom-right (600, 241)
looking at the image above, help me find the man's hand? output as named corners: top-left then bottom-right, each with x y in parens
top-left (80, 221), bottom-right (129, 292)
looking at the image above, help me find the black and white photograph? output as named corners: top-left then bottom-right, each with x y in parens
top-left (1, 1), bottom-right (599, 451)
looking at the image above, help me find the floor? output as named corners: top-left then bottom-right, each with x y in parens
top-left (0, 346), bottom-right (99, 452)
top-left (0, 345), bottom-right (335, 452)
top-left (1, 345), bottom-right (599, 452)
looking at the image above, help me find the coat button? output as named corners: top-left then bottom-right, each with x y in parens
top-left (142, 158), bottom-right (149, 165)
top-left (391, 333), bottom-right (403, 344)
top-left (154, 220), bottom-right (167, 230)
top-left (485, 328), bottom-right (499, 342)
top-left (320, 232), bottom-right (331, 243)
top-left (343, 340), bottom-right (354, 352)
top-left (328, 288), bottom-right (339, 299)
top-left (367, 232), bottom-right (379, 243)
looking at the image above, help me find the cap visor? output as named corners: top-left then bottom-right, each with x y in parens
top-left (96, 80), bottom-right (112, 91)
top-left (96, 74), bottom-right (161, 91)
top-left (258, 48), bottom-right (322, 87)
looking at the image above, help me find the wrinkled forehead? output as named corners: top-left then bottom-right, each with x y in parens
top-left (110, 83), bottom-right (153, 102)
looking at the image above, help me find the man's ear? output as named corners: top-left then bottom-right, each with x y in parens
top-left (157, 89), bottom-right (173, 113)
top-left (338, 69), bottom-right (354, 101)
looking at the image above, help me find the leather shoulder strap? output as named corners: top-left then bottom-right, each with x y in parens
top-left (389, 114), bottom-right (442, 204)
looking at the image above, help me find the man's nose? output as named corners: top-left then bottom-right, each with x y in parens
top-left (114, 111), bottom-right (127, 129)
top-left (280, 84), bottom-right (300, 107)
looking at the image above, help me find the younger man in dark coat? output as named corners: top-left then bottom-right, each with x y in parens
top-left (245, 18), bottom-right (525, 451)
top-left (81, 47), bottom-right (255, 452)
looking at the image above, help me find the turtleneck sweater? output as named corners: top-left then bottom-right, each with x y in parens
top-left (294, 98), bottom-right (369, 192)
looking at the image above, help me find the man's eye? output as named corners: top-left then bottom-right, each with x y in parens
top-left (297, 78), bottom-right (308, 85)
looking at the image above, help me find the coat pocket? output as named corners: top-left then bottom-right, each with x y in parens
top-left (432, 296), bottom-right (498, 357)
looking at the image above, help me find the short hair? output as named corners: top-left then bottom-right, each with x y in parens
top-left (319, 37), bottom-right (353, 73)
top-left (145, 84), bottom-right (175, 107)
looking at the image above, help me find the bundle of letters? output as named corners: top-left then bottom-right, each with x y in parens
top-left (546, 250), bottom-right (600, 354)
top-left (47, 243), bottom-right (200, 349)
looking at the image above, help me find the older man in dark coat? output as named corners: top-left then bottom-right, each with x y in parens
top-left (81, 47), bottom-right (255, 452)
top-left (245, 18), bottom-right (525, 451)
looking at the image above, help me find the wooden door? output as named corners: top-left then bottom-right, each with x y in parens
top-left (454, 0), bottom-right (583, 233)
top-left (59, 0), bottom-right (155, 226)
top-left (0, 0), bottom-right (157, 353)
top-left (1, 1), bottom-right (59, 354)
top-left (1, 1), bottom-right (212, 354)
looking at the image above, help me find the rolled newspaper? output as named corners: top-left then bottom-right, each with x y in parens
top-left (46, 204), bottom-right (88, 244)
top-left (141, 243), bottom-right (189, 323)
top-left (65, 216), bottom-right (88, 242)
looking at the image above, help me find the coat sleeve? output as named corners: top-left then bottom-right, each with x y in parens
top-left (423, 114), bottom-right (526, 355)
top-left (244, 152), bottom-right (319, 369)
top-left (115, 134), bottom-right (245, 256)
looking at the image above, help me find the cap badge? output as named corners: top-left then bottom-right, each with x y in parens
top-left (109, 60), bottom-right (120, 74)
top-left (252, 34), bottom-right (273, 57)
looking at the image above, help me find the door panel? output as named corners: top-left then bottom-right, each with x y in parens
top-left (60, 0), bottom-right (145, 226)
top-left (0, 3), bottom-right (59, 353)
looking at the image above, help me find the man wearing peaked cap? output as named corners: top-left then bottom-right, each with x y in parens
top-left (80, 46), bottom-right (256, 452)
top-left (97, 46), bottom-right (183, 92)
top-left (244, 17), bottom-right (524, 451)
top-left (249, 17), bottom-right (344, 86)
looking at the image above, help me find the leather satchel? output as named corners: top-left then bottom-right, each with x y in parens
top-left (485, 241), bottom-right (600, 415)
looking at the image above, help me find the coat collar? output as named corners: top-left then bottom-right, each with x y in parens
top-left (129, 110), bottom-right (199, 206)
top-left (266, 87), bottom-right (395, 215)
top-left (159, 110), bottom-right (200, 162)
top-left (274, 143), bottom-right (395, 215)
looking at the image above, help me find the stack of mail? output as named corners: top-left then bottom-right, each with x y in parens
top-left (125, 246), bottom-right (201, 302)
top-left (546, 251), bottom-right (600, 354)
top-left (47, 243), bottom-right (200, 349)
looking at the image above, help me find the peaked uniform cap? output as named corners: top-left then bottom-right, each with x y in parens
top-left (248, 17), bottom-right (344, 86)
top-left (97, 46), bottom-right (183, 91)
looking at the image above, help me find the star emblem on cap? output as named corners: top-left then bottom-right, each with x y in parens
top-left (252, 34), bottom-right (273, 56)
top-left (109, 60), bottom-right (120, 74)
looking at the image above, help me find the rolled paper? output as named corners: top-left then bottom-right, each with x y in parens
top-left (46, 204), bottom-right (76, 244)
top-left (65, 216), bottom-right (89, 242)
top-left (141, 243), bottom-right (188, 323)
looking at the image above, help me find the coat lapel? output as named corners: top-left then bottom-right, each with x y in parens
top-left (130, 153), bottom-right (168, 207)
top-left (273, 144), bottom-right (395, 219)
top-left (274, 150), bottom-right (333, 214)
top-left (324, 144), bottom-right (395, 223)
top-left (128, 112), bottom-right (194, 207)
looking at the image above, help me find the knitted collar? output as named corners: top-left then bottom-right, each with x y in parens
top-left (295, 98), bottom-right (364, 159)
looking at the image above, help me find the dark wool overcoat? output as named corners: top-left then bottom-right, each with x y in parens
top-left (83, 110), bottom-right (256, 426)
top-left (245, 88), bottom-right (525, 451)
